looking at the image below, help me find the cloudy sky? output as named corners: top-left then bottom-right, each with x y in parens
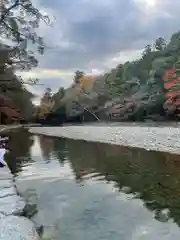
top-left (25, 0), bottom-right (180, 104)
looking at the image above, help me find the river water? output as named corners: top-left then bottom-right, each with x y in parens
top-left (4, 129), bottom-right (180, 239)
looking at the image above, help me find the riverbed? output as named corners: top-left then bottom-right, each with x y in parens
top-left (4, 129), bottom-right (180, 240)
top-left (30, 125), bottom-right (180, 154)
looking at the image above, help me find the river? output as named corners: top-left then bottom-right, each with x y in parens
top-left (4, 129), bottom-right (180, 240)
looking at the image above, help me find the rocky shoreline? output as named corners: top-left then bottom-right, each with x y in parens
top-left (0, 127), bottom-right (41, 240)
top-left (29, 125), bottom-right (180, 154)
top-left (0, 166), bottom-right (40, 240)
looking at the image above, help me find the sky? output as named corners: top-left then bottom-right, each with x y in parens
top-left (23, 0), bottom-right (180, 104)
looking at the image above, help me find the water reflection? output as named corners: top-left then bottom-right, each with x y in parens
top-left (6, 130), bottom-right (180, 239)
top-left (52, 137), bottom-right (67, 165)
top-left (3, 129), bottom-right (34, 175)
top-left (64, 140), bottom-right (180, 226)
top-left (39, 135), bottom-right (54, 163)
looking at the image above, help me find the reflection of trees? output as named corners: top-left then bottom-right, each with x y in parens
top-left (64, 139), bottom-right (100, 183)
top-left (38, 135), bottom-right (67, 165)
top-left (4, 129), bottom-right (34, 174)
top-left (64, 139), bottom-right (180, 227)
top-left (38, 135), bottom-right (54, 162)
top-left (52, 138), bottom-right (67, 165)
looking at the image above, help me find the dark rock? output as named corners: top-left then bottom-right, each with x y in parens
top-left (35, 224), bottom-right (44, 237)
top-left (23, 203), bottom-right (38, 218)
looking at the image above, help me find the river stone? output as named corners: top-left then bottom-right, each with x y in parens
top-left (0, 179), bottom-right (14, 189)
top-left (23, 203), bottom-right (38, 218)
top-left (0, 216), bottom-right (39, 240)
top-left (0, 187), bottom-right (16, 198)
top-left (35, 224), bottom-right (44, 238)
top-left (0, 195), bottom-right (25, 216)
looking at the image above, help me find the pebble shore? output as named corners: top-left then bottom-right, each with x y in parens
top-left (30, 125), bottom-right (180, 154)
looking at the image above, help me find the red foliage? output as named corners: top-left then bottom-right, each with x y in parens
top-left (164, 80), bottom-right (179, 89)
top-left (0, 94), bottom-right (23, 120)
top-left (163, 67), bottom-right (180, 115)
top-left (163, 68), bottom-right (177, 82)
top-left (1, 106), bottom-right (21, 119)
top-left (174, 99), bottom-right (180, 106)
top-left (166, 91), bottom-right (180, 98)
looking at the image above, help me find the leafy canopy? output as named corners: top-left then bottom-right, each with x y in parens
top-left (0, 0), bottom-right (51, 73)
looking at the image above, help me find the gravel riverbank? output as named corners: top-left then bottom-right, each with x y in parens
top-left (30, 125), bottom-right (180, 154)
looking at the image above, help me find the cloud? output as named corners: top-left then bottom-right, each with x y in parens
top-left (21, 69), bottom-right (74, 104)
top-left (21, 69), bottom-right (74, 81)
top-left (27, 0), bottom-right (180, 100)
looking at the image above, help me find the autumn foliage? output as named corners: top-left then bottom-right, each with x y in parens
top-left (163, 66), bottom-right (180, 115)
top-left (0, 94), bottom-right (23, 123)
top-left (78, 76), bottom-right (97, 91)
top-left (72, 75), bottom-right (97, 92)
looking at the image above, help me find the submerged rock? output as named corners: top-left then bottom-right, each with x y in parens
top-left (20, 188), bottom-right (38, 218)
top-left (0, 215), bottom-right (39, 240)
top-left (35, 224), bottom-right (44, 237)
top-left (23, 203), bottom-right (38, 218)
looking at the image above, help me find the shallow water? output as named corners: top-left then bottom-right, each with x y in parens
top-left (4, 129), bottom-right (180, 240)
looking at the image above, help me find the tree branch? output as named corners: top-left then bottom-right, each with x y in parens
top-left (2, 19), bottom-right (26, 39)
top-left (0, 0), bottom-right (20, 24)
top-left (10, 60), bottom-right (29, 64)
top-left (20, 3), bottom-right (50, 25)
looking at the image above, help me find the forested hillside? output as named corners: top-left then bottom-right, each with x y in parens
top-left (46, 31), bottom-right (180, 122)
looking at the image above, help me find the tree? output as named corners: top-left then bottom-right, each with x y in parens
top-left (154, 37), bottom-right (166, 51)
top-left (142, 44), bottom-right (152, 58)
top-left (9, 86), bottom-right (35, 120)
top-left (74, 70), bottom-right (84, 84)
top-left (0, 1), bottom-right (52, 123)
top-left (0, 0), bottom-right (51, 82)
top-left (0, 62), bottom-right (35, 123)
top-left (37, 88), bottom-right (54, 119)
top-left (52, 87), bottom-right (65, 110)
top-left (0, 43), bottom-right (36, 121)
top-left (41, 87), bottom-right (53, 104)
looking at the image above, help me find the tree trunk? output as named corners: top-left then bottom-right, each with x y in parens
top-left (73, 101), bottom-right (101, 121)
top-left (82, 106), bottom-right (100, 121)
